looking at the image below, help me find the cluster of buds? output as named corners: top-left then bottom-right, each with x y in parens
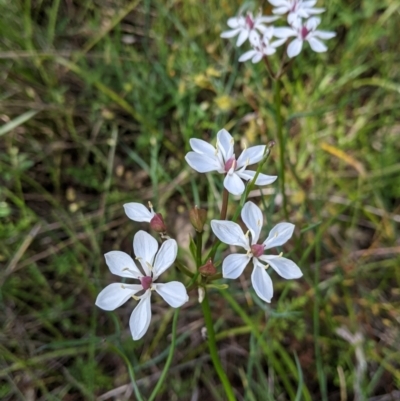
top-left (221, 0), bottom-right (335, 61)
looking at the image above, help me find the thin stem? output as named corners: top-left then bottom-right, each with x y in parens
top-left (274, 79), bottom-right (289, 219)
top-left (196, 230), bottom-right (203, 268)
top-left (220, 188), bottom-right (229, 220)
top-left (263, 56), bottom-right (276, 80)
top-left (148, 309), bottom-right (180, 401)
top-left (201, 291), bottom-right (237, 401)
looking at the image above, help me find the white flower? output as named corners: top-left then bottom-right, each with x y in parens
top-left (124, 201), bottom-right (166, 232)
top-left (274, 17), bottom-right (335, 58)
top-left (239, 28), bottom-right (287, 63)
top-left (211, 201), bottom-right (302, 302)
top-left (185, 129), bottom-right (277, 196)
top-left (221, 11), bottom-right (278, 47)
top-left (95, 230), bottom-right (188, 340)
top-left (269, 0), bottom-right (325, 24)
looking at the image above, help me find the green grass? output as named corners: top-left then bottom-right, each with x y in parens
top-left (1, 0), bottom-right (400, 399)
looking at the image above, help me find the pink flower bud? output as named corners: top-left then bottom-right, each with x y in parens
top-left (150, 213), bottom-right (167, 232)
top-left (199, 259), bottom-right (217, 276)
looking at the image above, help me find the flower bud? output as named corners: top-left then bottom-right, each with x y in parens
top-left (189, 205), bottom-right (207, 232)
top-left (150, 213), bottom-right (167, 232)
top-left (199, 259), bottom-right (217, 277)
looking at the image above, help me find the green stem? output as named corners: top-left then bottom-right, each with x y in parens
top-left (148, 309), bottom-right (180, 401)
top-left (220, 188), bottom-right (229, 220)
top-left (201, 291), bottom-right (237, 401)
top-left (274, 79), bottom-right (289, 219)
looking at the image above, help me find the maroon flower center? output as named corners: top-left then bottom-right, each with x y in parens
top-left (224, 156), bottom-right (237, 172)
top-left (140, 276), bottom-right (153, 291)
top-left (251, 244), bottom-right (265, 258)
top-left (301, 26), bottom-right (309, 40)
top-left (245, 14), bottom-right (254, 29)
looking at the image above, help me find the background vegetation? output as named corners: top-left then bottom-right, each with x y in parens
top-left (1, 0), bottom-right (399, 399)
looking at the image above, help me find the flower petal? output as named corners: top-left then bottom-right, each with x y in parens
top-left (154, 282), bottom-right (189, 307)
top-left (222, 253), bottom-right (251, 279)
top-left (273, 6), bottom-right (290, 14)
top-left (251, 263), bottom-right (273, 302)
top-left (252, 53), bottom-right (264, 63)
top-left (273, 27), bottom-right (296, 38)
top-left (189, 138), bottom-right (216, 157)
top-left (153, 239), bottom-right (177, 279)
top-left (123, 203), bottom-right (153, 222)
top-left (224, 172), bottom-right (245, 195)
top-left (261, 255), bottom-right (302, 279)
top-left (313, 30), bottom-right (336, 40)
top-left (104, 251), bottom-right (142, 278)
top-left (211, 220), bottom-right (249, 249)
top-left (129, 292), bottom-right (152, 340)
top-left (227, 16), bottom-right (241, 29)
top-left (96, 283), bottom-right (142, 311)
top-left (133, 230), bottom-right (159, 275)
top-left (217, 129), bottom-right (234, 161)
top-left (236, 145), bottom-right (266, 168)
top-left (287, 38), bottom-right (303, 58)
top-left (236, 170), bottom-right (277, 186)
top-left (241, 201), bottom-right (263, 244)
top-left (221, 28), bottom-right (241, 38)
top-left (236, 29), bottom-right (249, 47)
top-left (308, 37), bottom-right (327, 53)
top-left (185, 152), bottom-right (220, 173)
top-left (263, 222), bottom-right (295, 249)
top-left (239, 50), bottom-right (258, 63)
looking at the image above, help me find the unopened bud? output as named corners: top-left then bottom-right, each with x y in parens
top-left (199, 259), bottom-right (217, 277)
top-left (189, 205), bottom-right (207, 232)
top-left (150, 213), bottom-right (167, 232)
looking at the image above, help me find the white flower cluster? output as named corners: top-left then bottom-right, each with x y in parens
top-left (186, 128), bottom-right (302, 302)
top-left (221, 0), bottom-right (335, 61)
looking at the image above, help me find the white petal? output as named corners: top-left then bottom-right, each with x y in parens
top-left (95, 283), bottom-right (142, 311)
top-left (313, 30), bottom-right (336, 40)
top-left (236, 29), bottom-right (249, 47)
top-left (224, 173), bottom-right (245, 195)
top-left (123, 203), bottom-right (153, 223)
top-left (306, 17), bottom-right (321, 30)
top-left (185, 152), bottom-right (220, 173)
top-left (308, 7), bottom-right (325, 15)
top-left (273, 27), bottom-right (297, 39)
top-left (308, 37), bottom-right (327, 52)
top-left (227, 17), bottom-right (241, 29)
top-left (241, 201), bottom-right (263, 244)
top-left (303, 0), bottom-right (317, 7)
top-left (153, 239), bottom-right (177, 279)
top-left (268, 0), bottom-right (287, 6)
top-left (236, 170), bottom-right (277, 186)
top-left (221, 28), bottom-right (241, 38)
top-left (287, 38), bottom-right (303, 58)
top-left (257, 15), bottom-right (280, 24)
top-left (222, 253), bottom-right (251, 279)
top-left (261, 255), bottom-right (302, 279)
top-left (239, 50), bottom-right (258, 63)
top-left (216, 129), bottom-right (234, 161)
top-left (189, 138), bottom-right (216, 157)
top-left (249, 30), bottom-right (261, 47)
top-left (271, 38), bottom-right (287, 48)
top-left (252, 53), bottom-right (264, 63)
top-left (211, 220), bottom-right (249, 249)
top-left (273, 6), bottom-right (290, 14)
top-left (236, 145), bottom-right (266, 168)
top-left (104, 251), bottom-right (142, 278)
top-left (251, 263), bottom-right (273, 302)
top-left (263, 222), bottom-right (295, 249)
top-left (133, 230), bottom-right (158, 275)
top-left (129, 292), bottom-right (152, 340)
top-left (155, 282), bottom-right (188, 307)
